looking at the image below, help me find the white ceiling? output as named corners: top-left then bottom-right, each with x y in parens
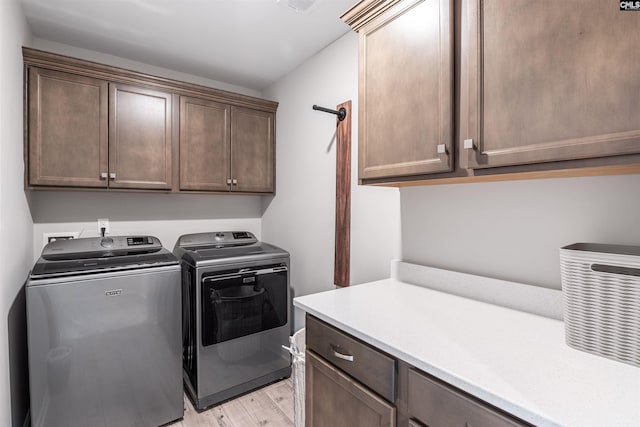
top-left (21, 0), bottom-right (359, 90)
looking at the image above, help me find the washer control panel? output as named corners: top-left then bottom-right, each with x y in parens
top-left (42, 236), bottom-right (163, 260)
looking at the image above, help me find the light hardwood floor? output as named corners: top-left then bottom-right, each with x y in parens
top-left (172, 378), bottom-right (294, 427)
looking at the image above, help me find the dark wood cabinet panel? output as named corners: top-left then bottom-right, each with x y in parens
top-left (407, 368), bottom-right (530, 427)
top-left (179, 96), bottom-right (230, 191)
top-left (306, 350), bottom-right (396, 427)
top-left (24, 48), bottom-right (278, 194)
top-left (230, 107), bottom-right (274, 193)
top-left (109, 83), bottom-right (173, 190)
top-left (347, 0), bottom-right (453, 180)
top-left (28, 67), bottom-right (108, 188)
top-left (306, 315), bottom-right (396, 402)
top-left (461, 0), bottom-right (640, 169)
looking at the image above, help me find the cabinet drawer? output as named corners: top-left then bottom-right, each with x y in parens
top-left (306, 315), bottom-right (396, 402)
top-left (408, 369), bottom-right (530, 427)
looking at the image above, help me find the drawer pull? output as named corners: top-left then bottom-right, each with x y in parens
top-left (332, 346), bottom-right (354, 362)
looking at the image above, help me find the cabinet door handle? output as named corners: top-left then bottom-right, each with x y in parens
top-left (109, 173), bottom-right (116, 180)
top-left (226, 178), bottom-right (232, 185)
top-left (331, 346), bottom-right (354, 362)
top-left (100, 172), bottom-right (108, 180)
top-left (437, 144), bottom-right (448, 155)
top-left (463, 139), bottom-right (476, 150)
top-left (232, 179), bottom-right (238, 185)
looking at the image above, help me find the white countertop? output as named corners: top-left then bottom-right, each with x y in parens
top-left (294, 279), bottom-right (640, 427)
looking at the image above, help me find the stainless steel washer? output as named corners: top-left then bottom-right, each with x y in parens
top-left (174, 231), bottom-right (291, 410)
top-left (27, 236), bottom-right (183, 427)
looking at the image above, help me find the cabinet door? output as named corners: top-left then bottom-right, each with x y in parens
top-left (408, 368), bottom-right (529, 427)
top-left (179, 96), bottom-right (231, 191)
top-left (109, 83), bottom-right (173, 190)
top-left (306, 350), bottom-right (395, 427)
top-left (28, 67), bottom-right (108, 188)
top-left (461, 0), bottom-right (640, 169)
top-left (230, 107), bottom-right (274, 193)
top-left (358, 0), bottom-right (453, 180)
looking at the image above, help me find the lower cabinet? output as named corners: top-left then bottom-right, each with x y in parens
top-left (306, 351), bottom-right (396, 427)
top-left (305, 315), bottom-right (396, 427)
top-left (407, 369), bottom-right (529, 427)
top-left (305, 314), bottom-right (531, 427)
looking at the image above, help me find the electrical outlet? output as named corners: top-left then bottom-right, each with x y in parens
top-left (97, 218), bottom-right (110, 236)
top-left (43, 232), bottom-right (80, 248)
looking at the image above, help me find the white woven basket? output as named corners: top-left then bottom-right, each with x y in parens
top-left (560, 243), bottom-right (640, 367)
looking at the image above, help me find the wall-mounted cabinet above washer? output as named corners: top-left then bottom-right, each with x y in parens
top-left (179, 97), bottom-right (274, 193)
top-left (23, 48), bottom-right (277, 194)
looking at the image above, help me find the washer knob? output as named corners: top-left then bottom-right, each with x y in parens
top-left (100, 237), bottom-right (114, 248)
top-left (215, 232), bottom-right (225, 241)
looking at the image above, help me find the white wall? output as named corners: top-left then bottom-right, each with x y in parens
top-left (0, 0), bottom-right (33, 425)
top-left (401, 174), bottom-right (640, 290)
top-left (30, 38), bottom-right (262, 98)
top-left (33, 217), bottom-right (261, 261)
top-left (30, 191), bottom-right (264, 259)
top-left (262, 33), bottom-right (402, 330)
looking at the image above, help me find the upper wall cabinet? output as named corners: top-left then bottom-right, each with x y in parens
top-left (460, 0), bottom-right (640, 170)
top-left (179, 99), bottom-right (274, 193)
top-left (28, 68), bottom-right (173, 190)
top-left (109, 84), bottom-right (173, 190)
top-left (179, 96), bottom-right (231, 192)
top-left (28, 67), bottom-right (109, 188)
top-left (343, 0), bottom-right (454, 181)
top-left (23, 48), bottom-right (278, 194)
top-left (231, 107), bottom-right (274, 193)
top-left (343, 0), bottom-right (640, 186)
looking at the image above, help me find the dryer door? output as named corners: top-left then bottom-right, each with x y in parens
top-left (201, 263), bottom-right (288, 347)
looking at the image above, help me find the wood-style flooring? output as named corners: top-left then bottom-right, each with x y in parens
top-left (172, 378), bottom-right (294, 427)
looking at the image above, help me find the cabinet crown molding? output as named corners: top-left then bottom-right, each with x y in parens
top-left (340, 0), bottom-right (404, 31)
top-left (22, 47), bottom-right (278, 113)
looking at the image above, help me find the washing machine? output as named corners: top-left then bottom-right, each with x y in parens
top-left (26, 235), bottom-right (183, 427)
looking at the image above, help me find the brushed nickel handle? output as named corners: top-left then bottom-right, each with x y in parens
top-left (109, 173), bottom-right (116, 180)
top-left (436, 144), bottom-right (447, 154)
top-left (463, 139), bottom-right (475, 150)
top-left (232, 179), bottom-right (238, 185)
top-left (331, 346), bottom-right (354, 362)
top-left (226, 178), bottom-right (232, 185)
top-left (100, 172), bottom-right (108, 180)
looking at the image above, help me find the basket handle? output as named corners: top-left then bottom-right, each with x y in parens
top-left (591, 264), bottom-right (640, 277)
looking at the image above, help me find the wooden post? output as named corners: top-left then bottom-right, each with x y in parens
top-left (334, 100), bottom-right (352, 287)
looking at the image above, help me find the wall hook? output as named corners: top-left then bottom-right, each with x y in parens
top-left (313, 104), bottom-right (347, 121)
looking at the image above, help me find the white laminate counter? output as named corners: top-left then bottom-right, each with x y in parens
top-left (293, 279), bottom-right (640, 427)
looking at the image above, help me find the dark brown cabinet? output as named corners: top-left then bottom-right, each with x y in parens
top-left (28, 67), bottom-right (108, 188)
top-left (460, 0), bottom-right (640, 170)
top-left (306, 315), bottom-right (397, 427)
top-left (27, 68), bottom-right (172, 190)
top-left (179, 96), bottom-right (231, 191)
top-left (306, 351), bottom-right (396, 427)
top-left (344, 0), bottom-right (453, 181)
top-left (178, 100), bottom-right (274, 193)
top-left (407, 368), bottom-right (529, 427)
top-left (306, 314), bottom-right (531, 427)
top-left (24, 47), bottom-right (278, 194)
top-left (342, 0), bottom-right (640, 186)
top-left (231, 107), bottom-right (274, 193)
top-left (109, 83), bottom-right (173, 190)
